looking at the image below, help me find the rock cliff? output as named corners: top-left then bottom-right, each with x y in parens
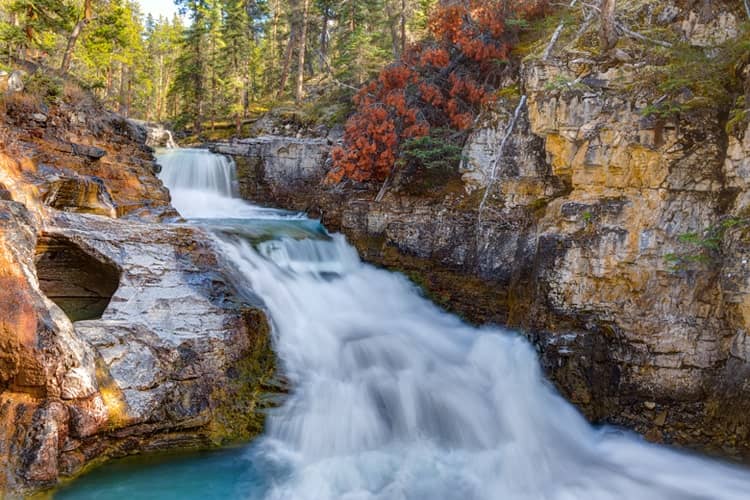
top-left (214, 1), bottom-right (750, 458)
top-left (0, 73), bottom-right (275, 495)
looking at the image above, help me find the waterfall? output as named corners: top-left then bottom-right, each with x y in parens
top-left (157, 148), bottom-right (299, 221)
top-left (158, 148), bottom-right (238, 198)
top-left (147, 149), bottom-right (750, 499)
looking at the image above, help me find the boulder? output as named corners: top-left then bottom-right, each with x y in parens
top-left (7, 70), bottom-right (25, 93)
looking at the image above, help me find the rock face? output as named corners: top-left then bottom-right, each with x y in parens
top-left (208, 136), bottom-right (330, 208)
top-left (128, 120), bottom-right (178, 149)
top-left (0, 75), bottom-right (275, 495)
top-left (7, 70), bottom-right (25, 93)
top-left (36, 232), bottom-right (120, 322)
top-left (2, 84), bottom-right (176, 221)
top-left (216, 3), bottom-right (750, 458)
top-left (42, 176), bottom-right (118, 217)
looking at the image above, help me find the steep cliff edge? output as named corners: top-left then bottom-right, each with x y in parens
top-left (0, 72), bottom-right (275, 495)
top-left (212, 1), bottom-right (750, 458)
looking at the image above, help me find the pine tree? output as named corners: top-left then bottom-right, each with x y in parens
top-left (173, 0), bottom-right (211, 133)
top-left (2, 0), bottom-right (75, 61)
top-left (60, 0), bottom-right (93, 74)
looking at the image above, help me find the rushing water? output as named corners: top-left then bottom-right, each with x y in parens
top-left (59, 148), bottom-right (750, 499)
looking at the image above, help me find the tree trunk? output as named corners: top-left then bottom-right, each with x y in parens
top-left (295, 0), bottom-right (310, 102)
top-left (269, 0), bottom-right (279, 87)
top-left (400, 0), bottom-right (406, 56)
top-left (319, 8), bottom-right (329, 73)
top-left (60, 0), bottom-right (93, 74)
top-left (106, 63), bottom-right (113, 102)
top-left (599, 0), bottom-right (618, 53)
top-left (210, 33), bottom-right (216, 131)
top-left (278, 26), bottom-right (297, 96)
top-left (7, 11), bottom-right (15, 65)
top-left (156, 54), bottom-right (164, 121)
top-left (126, 76), bottom-right (132, 118)
top-left (194, 43), bottom-right (203, 135)
top-left (118, 64), bottom-right (129, 117)
top-left (386, 1), bottom-right (400, 60)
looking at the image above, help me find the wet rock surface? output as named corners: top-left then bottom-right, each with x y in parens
top-left (0, 82), bottom-right (275, 495)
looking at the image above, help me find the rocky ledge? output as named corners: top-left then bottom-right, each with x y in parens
top-left (0, 72), bottom-right (275, 495)
top-left (208, 135), bottom-right (331, 208)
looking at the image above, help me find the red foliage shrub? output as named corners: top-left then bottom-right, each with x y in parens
top-left (328, 0), bottom-right (548, 183)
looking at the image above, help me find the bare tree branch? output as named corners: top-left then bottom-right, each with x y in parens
top-left (542, 0), bottom-right (578, 61)
top-left (579, 1), bottom-right (673, 48)
top-left (616, 22), bottom-right (673, 48)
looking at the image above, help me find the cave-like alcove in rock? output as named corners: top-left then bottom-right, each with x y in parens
top-left (35, 234), bottom-right (120, 321)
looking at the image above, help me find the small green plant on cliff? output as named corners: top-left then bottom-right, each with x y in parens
top-left (24, 71), bottom-right (63, 104)
top-left (400, 130), bottom-right (465, 173)
top-left (496, 84), bottom-right (522, 102)
top-left (544, 75), bottom-right (591, 93)
top-left (726, 96), bottom-right (749, 136)
top-left (641, 101), bottom-right (689, 120)
top-left (393, 128), bottom-right (466, 194)
top-left (664, 217), bottom-right (747, 271)
top-left (640, 25), bottom-right (750, 120)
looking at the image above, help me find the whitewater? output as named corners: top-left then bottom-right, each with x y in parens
top-left (59, 148), bottom-right (750, 499)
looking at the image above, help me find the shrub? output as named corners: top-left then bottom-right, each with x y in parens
top-left (400, 129), bottom-right (464, 173)
top-left (327, 0), bottom-right (548, 184)
top-left (24, 71), bottom-right (63, 103)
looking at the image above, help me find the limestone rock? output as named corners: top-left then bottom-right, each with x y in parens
top-left (42, 176), bottom-right (117, 218)
top-left (680, 10), bottom-right (738, 46)
top-left (7, 70), bottom-right (24, 93)
top-left (128, 120), bottom-right (178, 148)
top-left (208, 136), bottom-right (330, 206)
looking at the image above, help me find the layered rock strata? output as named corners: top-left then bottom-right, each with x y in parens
top-left (215, 3), bottom-right (750, 458)
top-left (0, 75), bottom-right (275, 494)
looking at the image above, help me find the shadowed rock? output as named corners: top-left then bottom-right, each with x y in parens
top-left (35, 234), bottom-right (120, 322)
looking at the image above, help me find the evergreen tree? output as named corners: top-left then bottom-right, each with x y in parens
top-left (0, 0), bottom-right (436, 128)
top-left (1, 0), bottom-right (75, 62)
top-left (172, 0), bottom-right (211, 132)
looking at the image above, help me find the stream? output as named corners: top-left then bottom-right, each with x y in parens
top-left (57, 148), bottom-right (750, 500)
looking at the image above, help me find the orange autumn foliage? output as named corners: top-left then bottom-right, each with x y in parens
top-left (329, 0), bottom-right (548, 183)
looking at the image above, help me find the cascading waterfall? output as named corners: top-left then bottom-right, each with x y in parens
top-left (157, 149), bottom-right (302, 222)
top-left (58, 148), bottom-right (750, 499)
top-left (157, 148), bottom-right (239, 218)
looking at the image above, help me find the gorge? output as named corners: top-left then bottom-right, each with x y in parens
top-left (1, 0), bottom-right (750, 497)
top-left (57, 148), bottom-right (750, 499)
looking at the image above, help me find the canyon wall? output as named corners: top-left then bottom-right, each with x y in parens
top-left (216, 2), bottom-right (750, 458)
